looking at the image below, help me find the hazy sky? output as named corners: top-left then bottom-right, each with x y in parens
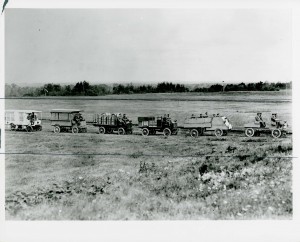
top-left (5, 8), bottom-right (292, 85)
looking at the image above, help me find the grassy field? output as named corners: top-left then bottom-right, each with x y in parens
top-left (5, 91), bottom-right (293, 220)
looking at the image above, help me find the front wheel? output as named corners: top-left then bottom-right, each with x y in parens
top-left (54, 125), bottom-right (61, 133)
top-left (142, 128), bottom-right (149, 136)
top-left (163, 128), bottom-right (171, 137)
top-left (272, 129), bottom-right (282, 138)
top-left (72, 126), bottom-right (79, 134)
top-left (99, 126), bottom-right (105, 134)
top-left (245, 128), bottom-right (255, 137)
top-left (190, 129), bottom-right (199, 137)
top-left (118, 127), bottom-right (125, 135)
top-left (214, 128), bottom-right (223, 137)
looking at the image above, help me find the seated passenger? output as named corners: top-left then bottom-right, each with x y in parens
top-left (271, 113), bottom-right (277, 127)
top-left (255, 112), bottom-right (266, 128)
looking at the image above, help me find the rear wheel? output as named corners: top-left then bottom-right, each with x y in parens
top-left (190, 129), bottom-right (199, 137)
top-left (72, 126), bottom-right (79, 134)
top-left (272, 129), bottom-right (281, 138)
top-left (10, 123), bottom-right (16, 131)
top-left (118, 127), bottom-right (125, 135)
top-left (163, 128), bottom-right (171, 137)
top-left (54, 125), bottom-right (60, 133)
top-left (214, 128), bottom-right (223, 137)
top-left (142, 128), bottom-right (149, 136)
top-left (245, 128), bottom-right (255, 137)
top-left (99, 126), bottom-right (105, 134)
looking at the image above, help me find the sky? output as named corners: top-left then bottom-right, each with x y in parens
top-left (5, 8), bottom-right (292, 85)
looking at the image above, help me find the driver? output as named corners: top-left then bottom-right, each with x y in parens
top-left (255, 112), bottom-right (266, 128)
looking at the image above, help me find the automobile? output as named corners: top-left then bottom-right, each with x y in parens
top-left (244, 113), bottom-right (288, 138)
top-left (183, 114), bottom-right (232, 137)
top-left (5, 110), bottom-right (42, 132)
top-left (92, 113), bottom-right (133, 135)
top-left (50, 109), bottom-right (87, 133)
top-left (138, 114), bottom-right (178, 136)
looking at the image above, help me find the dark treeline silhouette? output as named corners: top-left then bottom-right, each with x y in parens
top-left (193, 81), bottom-right (292, 92)
top-left (5, 81), bottom-right (292, 97)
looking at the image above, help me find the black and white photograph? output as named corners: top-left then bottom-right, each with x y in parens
top-left (0, 1), bottom-right (300, 241)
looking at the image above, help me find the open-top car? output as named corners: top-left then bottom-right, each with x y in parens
top-left (50, 109), bottom-right (87, 134)
top-left (5, 110), bottom-right (43, 132)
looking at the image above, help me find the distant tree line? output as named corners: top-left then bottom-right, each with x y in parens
top-left (5, 81), bottom-right (292, 97)
top-left (193, 81), bottom-right (292, 92)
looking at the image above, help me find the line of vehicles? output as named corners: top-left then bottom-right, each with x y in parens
top-left (4, 109), bottom-right (289, 138)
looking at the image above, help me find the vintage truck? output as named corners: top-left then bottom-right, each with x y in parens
top-left (138, 114), bottom-right (178, 136)
top-left (183, 114), bottom-right (232, 137)
top-left (50, 109), bottom-right (87, 134)
top-left (92, 113), bottom-right (133, 135)
top-left (5, 110), bottom-right (43, 132)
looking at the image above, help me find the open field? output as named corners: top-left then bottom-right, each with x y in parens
top-left (5, 91), bottom-right (293, 219)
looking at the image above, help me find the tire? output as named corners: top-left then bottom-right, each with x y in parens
top-left (53, 125), bottom-right (60, 133)
top-left (118, 127), bottom-right (125, 135)
top-left (26, 126), bottom-right (33, 132)
top-left (99, 126), bottom-right (105, 134)
top-left (245, 128), bottom-right (255, 137)
top-left (163, 128), bottom-right (171, 137)
top-left (72, 126), bottom-right (79, 134)
top-left (214, 128), bottom-right (223, 137)
top-left (190, 129), bottom-right (199, 137)
top-left (10, 123), bottom-right (16, 131)
top-left (272, 129), bottom-right (282, 138)
top-left (142, 128), bottom-right (149, 136)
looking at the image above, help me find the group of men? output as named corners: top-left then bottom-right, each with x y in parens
top-left (255, 112), bottom-right (287, 129)
top-left (190, 112), bottom-right (220, 119)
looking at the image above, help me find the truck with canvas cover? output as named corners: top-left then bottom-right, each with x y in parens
top-left (5, 110), bottom-right (43, 132)
top-left (138, 114), bottom-right (178, 136)
top-left (92, 113), bottom-right (132, 135)
top-left (50, 109), bottom-right (87, 134)
top-left (183, 114), bottom-right (232, 137)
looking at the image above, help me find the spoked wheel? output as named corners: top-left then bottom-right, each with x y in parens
top-left (142, 128), bottom-right (149, 136)
top-left (163, 128), bottom-right (171, 137)
top-left (190, 129), bottom-right (199, 138)
top-left (118, 127), bottom-right (126, 135)
top-left (245, 128), bottom-right (255, 137)
top-left (54, 125), bottom-right (60, 133)
top-left (26, 126), bottom-right (33, 132)
top-left (72, 126), bottom-right (79, 134)
top-left (272, 129), bottom-right (282, 138)
top-left (214, 128), bottom-right (223, 137)
top-left (99, 126), bottom-right (105, 134)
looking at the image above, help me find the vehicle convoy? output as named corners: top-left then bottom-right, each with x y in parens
top-left (5, 110), bottom-right (42, 132)
top-left (5, 108), bottom-right (289, 139)
top-left (183, 113), bottom-right (232, 137)
top-left (244, 112), bottom-right (288, 138)
top-left (138, 114), bottom-right (178, 136)
top-left (50, 109), bottom-right (87, 134)
top-left (92, 113), bottom-right (133, 135)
